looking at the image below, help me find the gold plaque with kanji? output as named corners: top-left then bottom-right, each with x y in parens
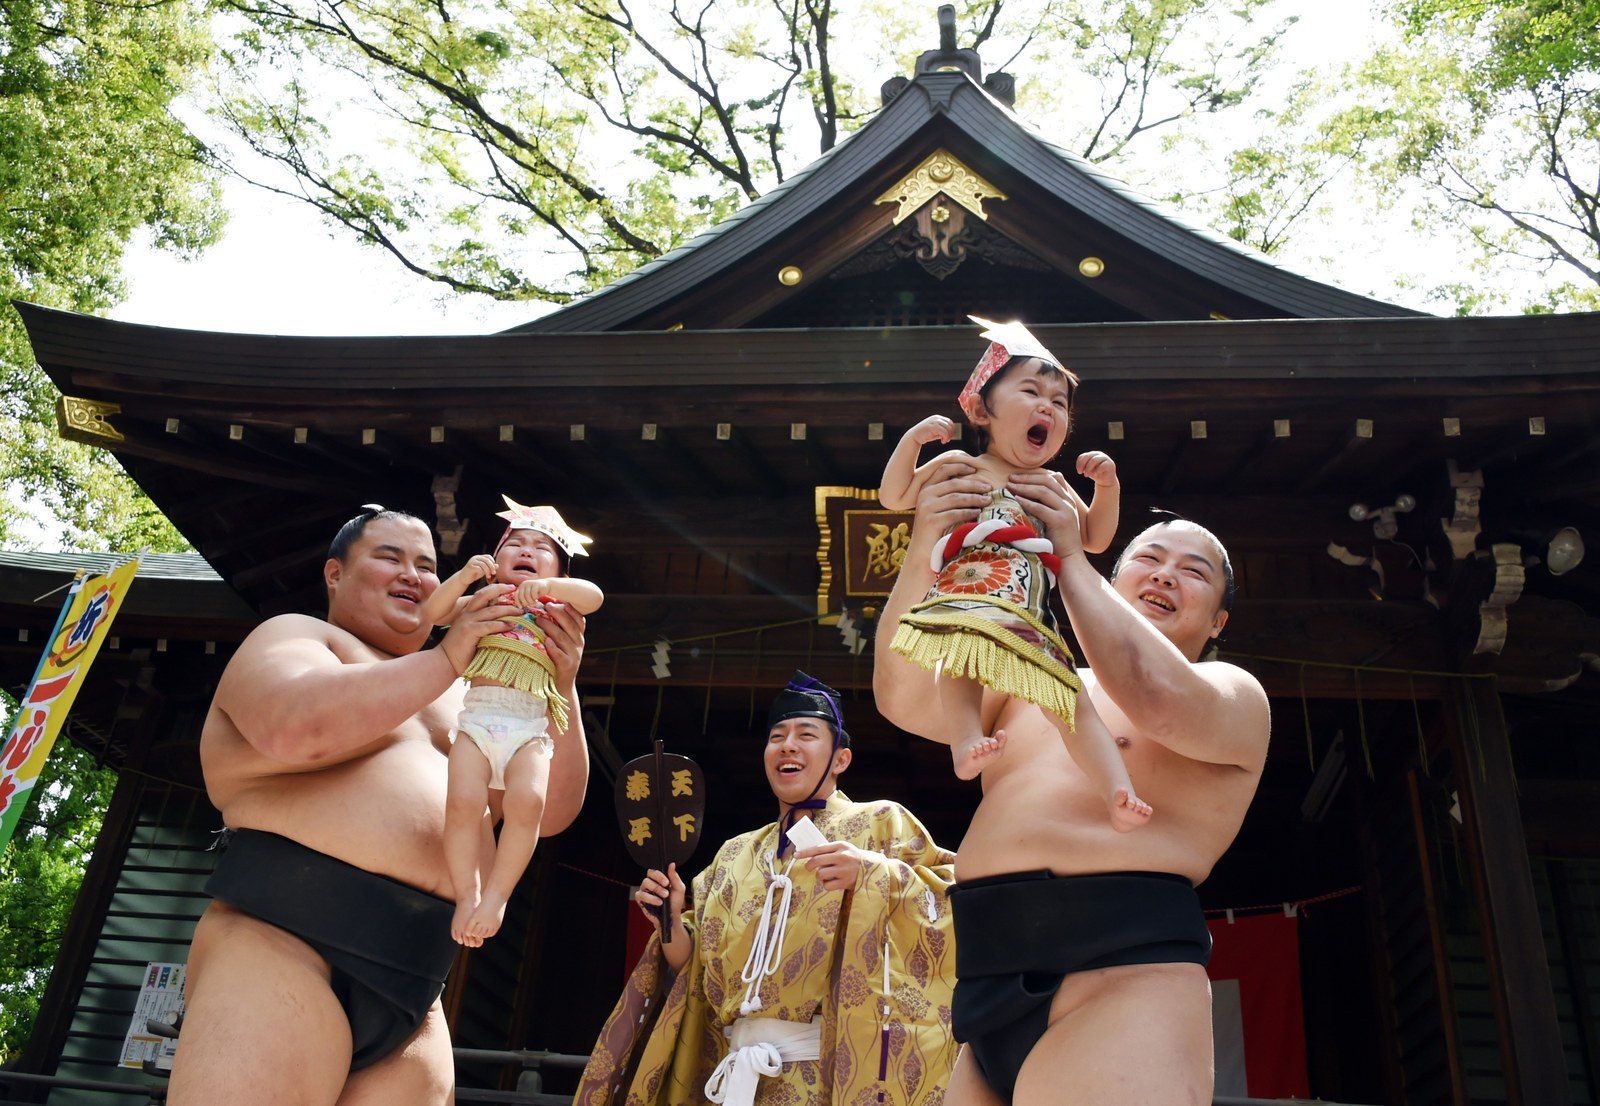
top-left (816, 486), bottom-right (915, 617)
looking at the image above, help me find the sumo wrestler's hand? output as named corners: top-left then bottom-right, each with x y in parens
top-left (914, 455), bottom-right (991, 537)
top-left (437, 583), bottom-right (520, 676)
top-left (1007, 469), bottom-right (1086, 561)
top-left (535, 595), bottom-right (587, 692)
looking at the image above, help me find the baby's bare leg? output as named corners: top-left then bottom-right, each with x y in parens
top-left (1048, 693), bottom-right (1151, 830)
top-left (941, 674), bottom-right (1006, 780)
top-left (465, 737), bottom-right (551, 941)
top-left (445, 737), bottom-right (492, 945)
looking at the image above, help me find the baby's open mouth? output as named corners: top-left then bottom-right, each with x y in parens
top-left (1027, 423), bottom-right (1049, 445)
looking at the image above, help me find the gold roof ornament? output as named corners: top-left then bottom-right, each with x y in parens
top-left (57, 395), bottom-right (124, 445)
top-left (875, 149), bottom-right (1006, 225)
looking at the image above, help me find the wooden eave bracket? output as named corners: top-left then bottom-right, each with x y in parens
top-left (56, 394), bottom-right (124, 445)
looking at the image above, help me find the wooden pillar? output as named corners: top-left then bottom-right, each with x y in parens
top-left (1404, 768), bottom-right (1468, 1106)
top-left (1447, 677), bottom-right (1570, 1106)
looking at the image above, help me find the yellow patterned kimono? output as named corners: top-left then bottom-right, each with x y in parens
top-left (577, 791), bottom-right (958, 1106)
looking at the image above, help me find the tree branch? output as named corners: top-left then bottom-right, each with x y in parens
top-left (219, 0), bottom-right (664, 256)
top-left (1438, 155), bottom-right (1600, 283)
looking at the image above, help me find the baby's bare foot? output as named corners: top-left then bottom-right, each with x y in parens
top-left (953, 729), bottom-right (1007, 780)
top-left (451, 897), bottom-right (479, 946)
top-left (465, 890), bottom-right (509, 941)
top-left (1111, 787), bottom-right (1153, 832)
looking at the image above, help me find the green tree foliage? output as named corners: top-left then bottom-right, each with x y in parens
top-left (1399, 0), bottom-right (1600, 88)
top-left (1, 0), bottom-right (225, 552)
top-left (0, 0), bottom-right (221, 1061)
top-left (0, 692), bottom-right (118, 1061)
top-left (205, 0), bottom-right (1290, 304)
top-left (1027, 0), bottom-right (1290, 163)
top-left (1197, 0), bottom-right (1600, 312)
top-left (1385, 0), bottom-right (1600, 303)
top-left (1173, 58), bottom-right (1400, 259)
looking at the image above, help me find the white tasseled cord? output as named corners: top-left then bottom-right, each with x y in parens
top-left (929, 515), bottom-right (1057, 586)
top-left (737, 852), bottom-right (796, 1015)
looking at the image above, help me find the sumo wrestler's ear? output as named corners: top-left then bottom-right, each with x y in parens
top-left (1209, 606), bottom-right (1229, 639)
top-left (831, 746), bottom-right (853, 776)
top-left (324, 557), bottom-right (343, 590)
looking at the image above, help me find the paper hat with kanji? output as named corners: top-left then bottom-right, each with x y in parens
top-left (494, 497), bottom-right (592, 558)
top-left (957, 315), bottom-right (1066, 422)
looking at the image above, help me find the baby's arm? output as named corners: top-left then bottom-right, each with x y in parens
top-left (417, 554), bottom-right (498, 626)
top-left (880, 415), bottom-right (958, 510)
top-left (514, 577), bottom-right (605, 615)
top-left (1076, 451), bottom-right (1121, 555)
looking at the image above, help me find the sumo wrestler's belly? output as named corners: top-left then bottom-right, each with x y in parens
top-left (957, 742), bottom-right (1214, 885)
top-left (218, 738), bottom-right (453, 898)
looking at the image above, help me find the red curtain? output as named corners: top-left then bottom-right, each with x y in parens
top-left (624, 896), bottom-right (655, 981)
top-left (1207, 911), bottom-right (1309, 1098)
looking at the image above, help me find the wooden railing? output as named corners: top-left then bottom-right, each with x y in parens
top-left (0, 1048), bottom-right (588, 1106)
top-left (453, 1047), bottom-right (588, 1105)
top-left (0, 1068), bottom-right (166, 1104)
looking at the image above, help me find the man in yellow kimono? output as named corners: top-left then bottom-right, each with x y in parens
top-left (578, 672), bottom-right (958, 1106)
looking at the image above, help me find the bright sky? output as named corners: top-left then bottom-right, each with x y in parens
top-left (112, 179), bottom-right (544, 336)
top-left (108, 3), bottom-right (1437, 338)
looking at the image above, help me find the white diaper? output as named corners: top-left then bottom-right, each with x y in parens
top-left (455, 685), bottom-right (553, 789)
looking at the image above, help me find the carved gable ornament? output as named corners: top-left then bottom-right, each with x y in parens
top-left (57, 395), bottom-right (124, 445)
top-left (875, 149), bottom-right (1006, 225)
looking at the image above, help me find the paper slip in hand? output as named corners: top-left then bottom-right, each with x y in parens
top-left (786, 817), bottom-right (828, 853)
